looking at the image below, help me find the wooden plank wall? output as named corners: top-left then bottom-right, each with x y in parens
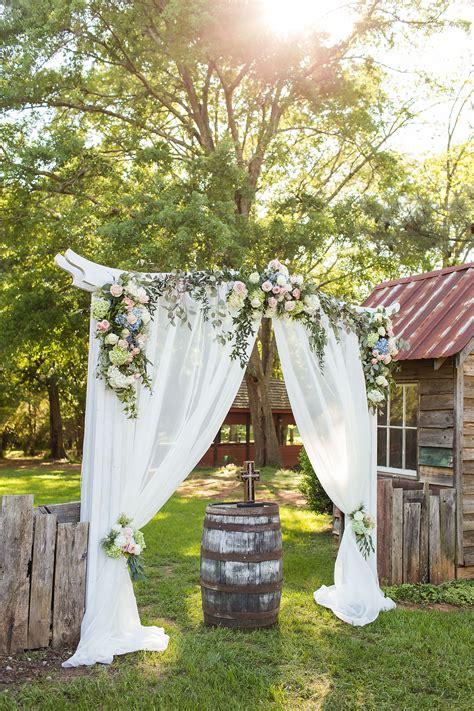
top-left (377, 480), bottom-right (456, 585)
top-left (394, 358), bottom-right (455, 487)
top-left (0, 496), bottom-right (88, 654)
top-left (462, 353), bottom-right (474, 567)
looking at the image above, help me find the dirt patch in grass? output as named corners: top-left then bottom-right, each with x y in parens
top-left (177, 467), bottom-right (306, 506)
top-left (0, 647), bottom-right (103, 690)
top-left (396, 601), bottom-right (465, 612)
top-left (0, 457), bottom-right (81, 473)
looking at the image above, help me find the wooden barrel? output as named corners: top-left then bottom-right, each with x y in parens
top-left (200, 501), bottom-right (282, 628)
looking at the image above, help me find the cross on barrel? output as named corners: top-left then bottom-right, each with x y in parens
top-left (239, 460), bottom-right (260, 503)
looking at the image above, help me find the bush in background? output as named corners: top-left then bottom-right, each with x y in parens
top-left (298, 448), bottom-right (333, 515)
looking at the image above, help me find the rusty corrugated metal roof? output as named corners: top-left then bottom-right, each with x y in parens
top-left (362, 263), bottom-right (474, 360)
top-left (232, 378), bottom-right (291, 410)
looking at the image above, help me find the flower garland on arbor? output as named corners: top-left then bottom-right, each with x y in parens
top-left (91, 259), bottom-right (405, 419)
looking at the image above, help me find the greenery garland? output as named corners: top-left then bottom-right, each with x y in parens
top-left (91, 259), bottom-right (406, 418)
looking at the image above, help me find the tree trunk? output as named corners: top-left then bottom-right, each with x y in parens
top-left (245, 319), bottom-right (282, 467)
top-left (47, 378), bottom-right (67, 459)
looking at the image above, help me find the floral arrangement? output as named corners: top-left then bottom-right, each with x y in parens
top-left (348, 506), bottom-right (376, 559)
top-left (222, 259), bottom-right (405, 406)
top-left (91, 273), bottom-right (155, 417)
top-left (101, 513), bottom-right (146, 580)
top-left (90, 259), bottom-right (405, 416)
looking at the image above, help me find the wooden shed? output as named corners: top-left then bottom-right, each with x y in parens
top-left (362, 263), bottom-right (474, 582)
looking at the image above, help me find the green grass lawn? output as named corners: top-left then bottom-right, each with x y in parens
top-left (1, 465), bottom-right (473, 710)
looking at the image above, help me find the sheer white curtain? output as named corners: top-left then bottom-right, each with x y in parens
top-left (274, 316), bottom-right (395, 626)
top-left (64, 289), bottom-right (259, 667)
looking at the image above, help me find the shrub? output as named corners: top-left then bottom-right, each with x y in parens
top-left (298, 447), bottom-right (333, 515)
top-left (384, 579), bottom-right (474, 607)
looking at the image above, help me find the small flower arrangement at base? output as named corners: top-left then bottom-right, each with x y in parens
top-left (348, 506), bottom-right (376, 559)
top-left (101, 514), bottom-right (146, 581)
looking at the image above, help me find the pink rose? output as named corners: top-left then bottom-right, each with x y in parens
top-left (127, 312), bottom-right (137, 324)
top-left (261, 281), bottom-right (273, 292)
top-left (117, 339), bottom-right (128, 349)
top-left (138, 294), bottom-right (149, 304)
top-left (133, 373), bottom-right (141, 380)
top-left (371, 358), bottom-right (377, 364)
top-left (110, 284), bottom-right (123, 297)
top-left (285, 301), bottom-right (296, 312)
top-left (383, 355), bottom-right (392, 364)
top-left (268, 259), bottom-right (281, 270)
top-left (272, 286), bottom-right (281, 295)
top-left (132, 347), bottom-right (140, 355)
top-left (267, 297), bottom-right (278, 309)
top-left (122, 296), bottom-right (134, 309)
top-left (292, 288), bottom-right (301, 299)
top-left (96, 320), bottom-right (110, 332)
top-left (233, 281), bottom-right (247, 295)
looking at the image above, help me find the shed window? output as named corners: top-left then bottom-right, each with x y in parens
top-left (377, 384), bottom-right (418, 476)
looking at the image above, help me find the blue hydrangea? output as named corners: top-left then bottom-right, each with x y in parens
top-left (374, 338), bottom-right (389, 354)
top-left (115, 314), bottom-right (128, 327)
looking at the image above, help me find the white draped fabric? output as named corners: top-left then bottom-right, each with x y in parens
top-left (274, 317), bottom-right (395, 626)
top-left (64, 290), bottom-right (259, 667)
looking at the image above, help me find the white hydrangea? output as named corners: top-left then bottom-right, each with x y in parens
top-left (115, 534), bottom-right (127, 547)
top-left (107, 366), bottom-right (135, 390)
top-left (276, 274), bottom-right (287, 286)
top-left (303, 294), bottom-right (320, 313)
top-left (249, 272), bottom-right (260, 284)
top-left (367, 389), bottom-right (384, 404)
top-left (126, 280), bottom-right (141, 299)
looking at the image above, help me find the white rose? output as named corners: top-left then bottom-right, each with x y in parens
top-left (251, 297), bottom-right (262, 308)
top-left (374, 312), bottom-right (384, 323)
top-left (353, 510), bottom-right (364, 521)
top-left (249, 272), bottom-right (260, 284)
top-left (378, 326), bottom-right (386, 336)
top-left (133, 544), bottom-right (142, 555)
top-left (140, 307), bottom-right (151, 324)
top-left (105, 333), bottom-right (119, 345)
top-left (375, 375), bottom-right (389, 387)
top-left (276, 274), bottom-right (287, 286)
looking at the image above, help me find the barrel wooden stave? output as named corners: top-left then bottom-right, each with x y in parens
top-left (200, 502), bottom-right (282, 629)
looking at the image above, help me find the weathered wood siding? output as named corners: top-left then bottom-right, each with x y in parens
top-left (377, 480), bottom-right (456, 584)
top-left (462, 353), bottom-right (474, 567)
top-left (391, 358), bottom-right (455, 487)
top-left (0, 496), bottom-right (88, 654)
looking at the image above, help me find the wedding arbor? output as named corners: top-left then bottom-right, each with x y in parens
top-left (55, 249), bottom-right (397, 668)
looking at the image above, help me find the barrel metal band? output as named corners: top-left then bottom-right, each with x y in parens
top-left (204, 520), bottom-right (281, 532)
top-left (200, 578), bottom-right (283, 594)
top-left (202, 606), bottom-right (279, 620)
top-left (201, 547), bottom-right (282, 562)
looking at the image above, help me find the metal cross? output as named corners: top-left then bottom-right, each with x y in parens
top-left (239, 460), bottom-right (260, 503)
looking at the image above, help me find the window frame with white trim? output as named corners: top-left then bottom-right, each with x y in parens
top-left (377, 382), bottom-right (419, 477)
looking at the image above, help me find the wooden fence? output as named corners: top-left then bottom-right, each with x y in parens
top-left (0, 495), bottom-right (88, 654)
top-left (333, 479), bottom-right (456, 585)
